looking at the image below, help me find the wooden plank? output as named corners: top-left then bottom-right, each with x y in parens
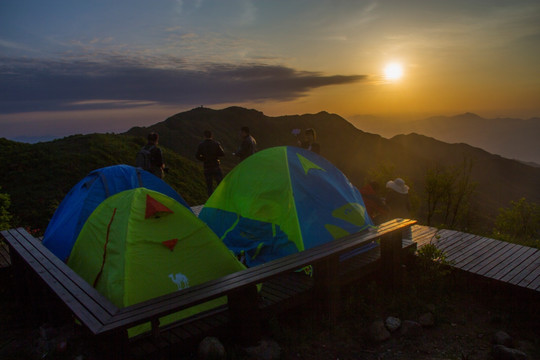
top-left (7, 229), bottom-right (117, 315)
top-left (442, 235), bottom-right (494, 264)
top-left (528, 272), bottom-right (540, 291)
top-left (3, 218), bottom-right (415, 345)
top-left (1, 229), bottom-right (110, 333)
top-left (513, 260), bottom-right (540, 288)
top-left (339, 247), bottom-right (380, 276)
top-left (380, 231), bottom-right (402, 288)
top-left (498, 249), bottom-right (540, 283)
top-left (260, 281), bottom-right (290, 299)
top-left (465, 241), bottom-right (515, 274)
top-left (432, 229), bottom-right (462, 249)
top-left (477, 243), bottom-right (531, 277)
top-left (460, 240), bottom-right (513, 272)
top-left (491, 247), bottom-right (537, 280)
top-left (101, 220), bottom-right (416, 333)
top-left (435, 232), bottom-right (478, 255)
top-left (411, 225), bottom-right (437, 243)
top-left (402, 238), bottom-right (417, 251)
top-left (260, 283), bottom-right (287, 305)
top-left (4, 229), bottom-right (117, 314)
top-left (438, 231), bottom-right (478, 252)
top-left (447, 237), bottom-right (501, 267)
top-left (275, 272), bottom-right (313, 293)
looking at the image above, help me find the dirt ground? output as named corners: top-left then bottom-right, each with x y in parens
top-left (266, 270), bottom-right (540, 360)
top-left (1, 263), bottom-right (539, 360)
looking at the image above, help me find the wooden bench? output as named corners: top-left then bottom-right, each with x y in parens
top-left (1, 218), bottom-right (416, 359)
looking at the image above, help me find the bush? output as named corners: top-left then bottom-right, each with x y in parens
top-left (492, 198), bottom-right (540, 248)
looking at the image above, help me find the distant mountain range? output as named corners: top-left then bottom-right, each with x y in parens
top-left (1, 107), bottom-right (539, 235)
top-left (349, 112), bottom-right (540, 166)
top-left (125, 106), bottom-right (540, 233)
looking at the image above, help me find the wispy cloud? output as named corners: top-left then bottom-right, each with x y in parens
top-left (0, 38), bottom-right (40, 53)
top-left (0, 56), bottom-right (366, 114)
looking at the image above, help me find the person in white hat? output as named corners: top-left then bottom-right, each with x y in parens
top-left (385, 178), bottom-right (411, 220)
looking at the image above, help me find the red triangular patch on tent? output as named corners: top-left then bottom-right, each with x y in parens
top-left (145, 194), bottom-right (174, 219)
top-left (162, 239), bottom-right (178, 251)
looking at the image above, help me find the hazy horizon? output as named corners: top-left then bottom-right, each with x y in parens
top-left (2, 0), bottom-right (540, 140)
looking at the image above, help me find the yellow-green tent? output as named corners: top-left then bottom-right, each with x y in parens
top-left (67, 187), bottom-right (245, 336)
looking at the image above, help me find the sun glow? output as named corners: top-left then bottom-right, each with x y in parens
top-left (384, 62), bottom-right (404, 81)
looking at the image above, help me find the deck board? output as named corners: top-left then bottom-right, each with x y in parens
top-left (413, 225), bottom-right (540, 293)
top-left (476, 243), bottom-right (530, 277)
top-left (463, 241), bottom-right (514, 273)
top-left (492, 248), bottom-right (537, 281)
top-left (437, 233), bottom-right (480, 258)
top-left (449, 237), bottom-right (500, 267)
top-left (498, 249), bottom-right (539, 283)
top-left (513, 261), bottom-right (540, 288)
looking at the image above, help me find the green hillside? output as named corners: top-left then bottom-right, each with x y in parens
top-left (0, 134), bottom-right (206, 232)
top-left (1, 106), bottom-right (539, 236)
top-left (126, 106), bottom-right (540, 233)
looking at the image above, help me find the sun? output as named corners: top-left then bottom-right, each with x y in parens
top-left (383, 62), bottom-right (404, 81)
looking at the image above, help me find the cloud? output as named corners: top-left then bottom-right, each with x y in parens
top-left (0, 56), bottom-right (366, 114)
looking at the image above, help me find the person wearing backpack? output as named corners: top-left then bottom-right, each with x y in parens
top-left (233, 126), bottom-right (257, 161)
top-left (136, 132), bottom-right (165, 178)
top-left (196, 130), bottom-right (225, 197)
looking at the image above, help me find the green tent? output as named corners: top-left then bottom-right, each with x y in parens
top-left (67, 187), bottom-right (246, 336)
top-left (200, 146), bottom-right (374, 267)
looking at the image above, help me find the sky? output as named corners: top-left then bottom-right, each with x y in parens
top-left (1, 0), bottom-right (540, 140)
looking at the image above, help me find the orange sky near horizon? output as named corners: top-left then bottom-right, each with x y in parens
top-left (1, 0), bottom-right (540, 139)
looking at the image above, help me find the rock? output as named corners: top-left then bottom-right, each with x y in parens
top-left (243, 339), bottom-right (281, 360)
top-left (492, 344), bottom-right (528, 360)
top-left (385, 316), bottom-right (401, 332)
top-left (493, 330), bottom-right (513, 347)
top-left (369, 320), bottom-right (391, 342)
top-left (400, 320), bottom-right (422, 338)
top-left (198, 337), bottom-right (226, 360)
top-left (418, 312), bottom-right (435, 327)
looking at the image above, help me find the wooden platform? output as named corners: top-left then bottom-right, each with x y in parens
top-left (412, 225), bottom-right (540, 292)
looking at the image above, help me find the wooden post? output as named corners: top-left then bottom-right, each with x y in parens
top-left (228, 285), bottom-right (260, 345)
top-left (380, 230), bottom-right (403, 289)
top-left (313, 254), bottom-right (340, 323)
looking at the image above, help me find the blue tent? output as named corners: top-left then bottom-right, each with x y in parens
top-left (199, 146), bottom-right (374, 267)
top-left (43, 164), bottom-right (189, 261)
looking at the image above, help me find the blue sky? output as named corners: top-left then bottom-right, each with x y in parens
top-left (1, 0), bottom-right (540, 139)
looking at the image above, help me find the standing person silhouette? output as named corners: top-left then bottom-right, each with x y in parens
top-left (233, 126), bottom-right (257, 161)
top-left (297, 128), bottom-right (320, 154)
top-left (385, 178), bottom-right (411, 219)
top-left (136, 132), bottom-right (165, 178)
top-left (196, 130), bottom-right (225, 197)
top-left (386, 177), bottom-right (412, 238)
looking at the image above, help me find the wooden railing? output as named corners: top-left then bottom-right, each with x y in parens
top-left (1, 218), bottom-right (415, 358)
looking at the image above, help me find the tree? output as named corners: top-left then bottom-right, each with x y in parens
top-left (492, 198), bottom-right (540, 248)
top-left (423, 159), bottom-right (476, 230)
top-left (0, 187), bottom-right (12, 230)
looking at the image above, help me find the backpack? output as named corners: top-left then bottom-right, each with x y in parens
top-left (135, 145), bottom-right (155, 171)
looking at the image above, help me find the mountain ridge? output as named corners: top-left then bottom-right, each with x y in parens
top-left (125, 106), bottom-right (540, 232)
top-left (349, 112), bottom-right (540, 165)
top-left (1, 106), bottom-right (539, 235)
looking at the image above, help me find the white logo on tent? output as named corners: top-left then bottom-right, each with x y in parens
top-left (168, 272), bottom-right (189, 290)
